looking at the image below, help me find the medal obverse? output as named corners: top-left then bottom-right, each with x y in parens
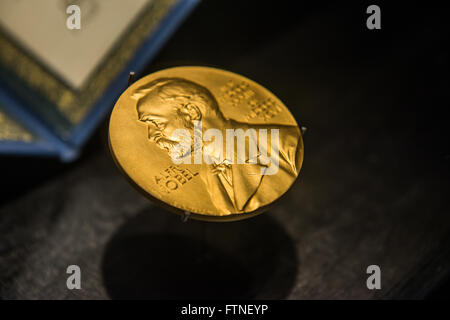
top-left (109, 66), bottom-right (304, 221)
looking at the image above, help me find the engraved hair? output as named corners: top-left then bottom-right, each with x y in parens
top-left (133, 78), bottom-right (224, 121)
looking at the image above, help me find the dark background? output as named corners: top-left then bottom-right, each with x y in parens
top-left (1, 1), bottom-right (449, 299)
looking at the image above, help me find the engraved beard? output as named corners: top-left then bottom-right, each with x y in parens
top-left (147, 119), bottom-right (198, 160)
top-left (149, 125), bottom-right (182, 154)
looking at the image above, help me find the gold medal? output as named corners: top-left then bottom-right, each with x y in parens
top-left (109, 66), bottom-right (304, 221)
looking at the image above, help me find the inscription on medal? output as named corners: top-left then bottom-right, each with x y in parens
top-left (219, 80), bottom-right (282, 121)
top-left (154, 165), bottom-right (199, 194)
top-left (220, 80), bottom-right (255, 107)
top-left (248, 97), bottom-right (282, 120)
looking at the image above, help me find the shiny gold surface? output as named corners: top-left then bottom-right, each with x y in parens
top-left (109, 66), bottom-right (304, 221)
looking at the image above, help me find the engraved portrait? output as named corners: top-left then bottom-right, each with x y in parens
top-left (132, 78), bottom-right (301, 215)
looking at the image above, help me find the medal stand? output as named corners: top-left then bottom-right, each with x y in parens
top-left (182, 211), bottom-right (191, 222)
top-left (128, 71), bottom-right (135, 86)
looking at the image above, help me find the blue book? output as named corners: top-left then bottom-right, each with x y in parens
top-left (0, 0), bottom-right (199, 161)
